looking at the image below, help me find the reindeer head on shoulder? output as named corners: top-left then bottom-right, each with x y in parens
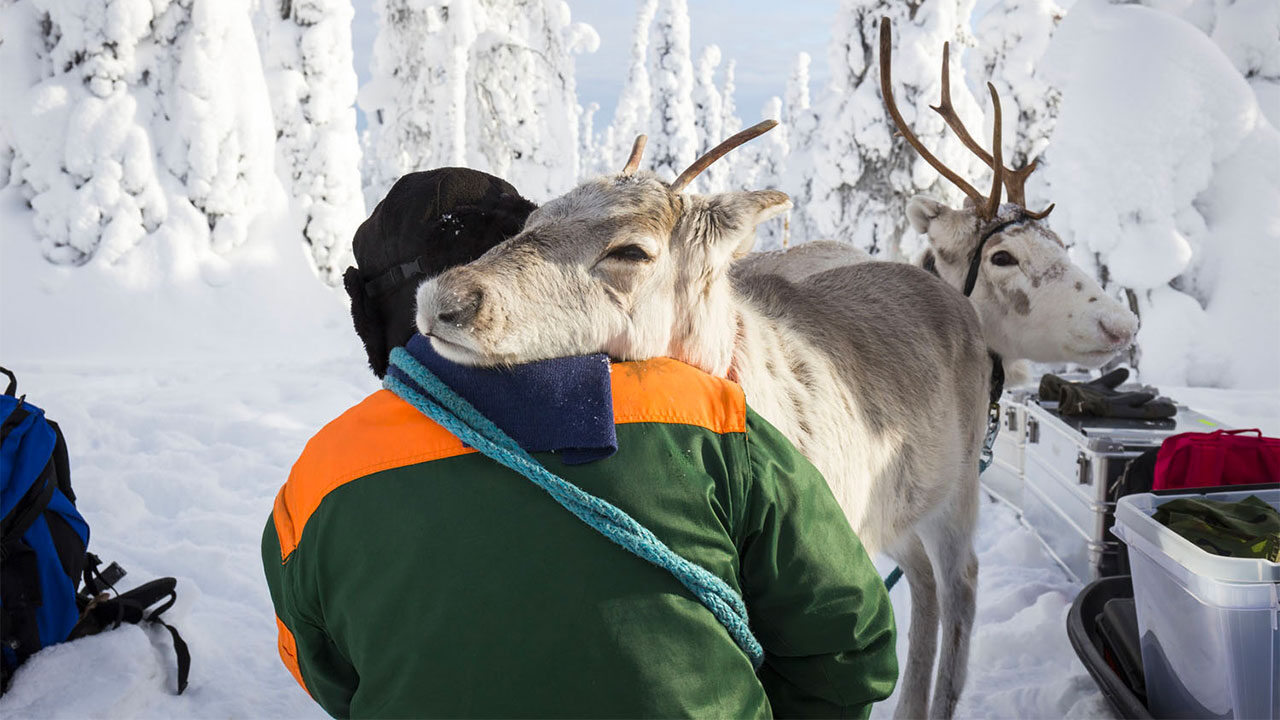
top-left (415, 123), bottom-right (789, 373)
top-left (880, 17), bottom-right (1137, 367)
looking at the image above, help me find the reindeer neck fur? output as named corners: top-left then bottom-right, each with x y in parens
top-left (669, 262), bottom-right (990, 554)
top-left (670, 268), bottom-right (838, 454)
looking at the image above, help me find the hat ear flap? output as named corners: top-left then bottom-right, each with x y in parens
top-left (344, 267), bottom-right (390, 378)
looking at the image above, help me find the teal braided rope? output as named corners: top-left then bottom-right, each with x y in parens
top-left (384, 348), bottom-right (764, 669)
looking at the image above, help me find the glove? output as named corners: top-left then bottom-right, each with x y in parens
top-left (1039, 367), bottom-right (1128, 397)
top-left (1039, 370), bottom-right (1177, 419)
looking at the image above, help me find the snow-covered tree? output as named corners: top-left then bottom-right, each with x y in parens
top-left (2, 0), bottom-right (277, 268)
top-left (260, 0), bottom-right (366, 285)
top-left (720, 57), bottom-right (742, 139)
top-left (607, 0), bottom-right (658, 172)
top-left (1, 0), bottom-right (164, 266)
top-left (784, 51), bottom-right (823, 245)
top-left (156, 0), bottom-right (278, 255)
top-left (739, 97), bottom-right (790, 250)
top-left (966, 0), bottom-right (1065, 196)
top-left (579, 100), bottom-right (604, 177)
top-left (360, 0), bottom-right (596, 203)
top-left (692, 44), bottom-right (727, 191)
top-left (1041, 1), bottom-right (1280, 390)
top-left (359, 0), bottom-right (473, 205)
top-left (466, 0), bottom-right (598, 200)
top-left (802, 1), bottom-right (987, 259)
top-left (646, 0), bottom-right (697, 184)
top-left (1137, 0), bottom-right (1280, 128)
top-left (785, 51), bottom-right (812, 134)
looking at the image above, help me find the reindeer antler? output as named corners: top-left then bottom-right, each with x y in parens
top-left (622, 135), bottom-right (647, 175)
top-left (669, 119), bottom-right (778, 193)
top-left (930, 41), bottom-right (1054, 219)
top-left (880, 17), bottom-right (1001, 219)
top-left (986, 81), bottom-right (1003, 220)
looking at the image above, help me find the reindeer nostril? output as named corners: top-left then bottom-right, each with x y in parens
top-left (437, 289), bottom-right (483, 327)
top-left (1098, 319), bottom-right (1128, 345)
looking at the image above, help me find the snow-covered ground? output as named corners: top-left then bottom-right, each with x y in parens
top-left (2, 347), bottom-right (1274, 718)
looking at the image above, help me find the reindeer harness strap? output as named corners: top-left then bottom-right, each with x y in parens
top-left (962, 214), bottom-right (1029, 298)
top-left (961, 215), bottom-right (1024, 476)
top-left (383, 347), bottom-right (766, 669)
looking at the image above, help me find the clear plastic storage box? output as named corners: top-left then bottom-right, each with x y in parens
top-left (1112, 488), bottom-right (1279, 720)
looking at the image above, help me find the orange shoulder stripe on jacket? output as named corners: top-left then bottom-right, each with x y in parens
top-left (274, 357), bottom-right (745, 561)
top-left (609, 357), bottom-right (745, 434)
top-left (276, 616), bottom-right (309, 696)
top-left (273, 389), bottom-right (476, 560)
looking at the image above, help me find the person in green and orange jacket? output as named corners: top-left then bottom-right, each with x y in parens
top-left (262, 168), bottom-right (898, 719)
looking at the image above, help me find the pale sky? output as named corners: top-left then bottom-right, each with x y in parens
top-left (349, 0), bottom-right (838, 131)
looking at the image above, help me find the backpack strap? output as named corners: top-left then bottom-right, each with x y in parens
top-left (1, 367), bottom-right (15, 397)
top-left (45, 420), bottom-right (74, 503)
top-left (0, 475), bottom-right (55, 552)
top-left (0, 402), bottom-right (30, 443)
top-left (74, 577), bottom-right (190, 694)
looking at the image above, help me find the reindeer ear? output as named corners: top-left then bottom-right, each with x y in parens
top-left (906, 196), bottom-right (948, 234)
top-left (702, 190), bottom-right (792, 258)
top-left (907, 195), bottom-right (975, 265)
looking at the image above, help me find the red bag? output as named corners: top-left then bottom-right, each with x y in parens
top-left (1152, 429), bottom-right (1280, 490)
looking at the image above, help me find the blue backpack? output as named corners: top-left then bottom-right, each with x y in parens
top-left (1, 368), bottom-right (188, 694)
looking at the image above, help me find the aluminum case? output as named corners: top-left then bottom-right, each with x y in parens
top-left (1020, 399), bottom-right (1225, 583)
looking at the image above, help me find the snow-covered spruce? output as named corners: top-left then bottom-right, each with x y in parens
top-left (645, 0), bottom-right (697, 187)
top-left (465, 0), bottom-right (598, 200)
top-left (1, 0), bottom-right (278, 272)
top-left (797, 0), bottom-right (987, 259)
top-left (1, 0), bottom-right (166, 266)
top-left (258, 0), bottom-right (366, 286)
top-left (1040, 1), bottom-right (1280, 391)
top-left (782, 51), bottom-right (821, 249)
top-left (604, 0), bottom-right (659, 173)
top-left (737, 97), bottom-right (790, 250)
top-left (358, 0), bottom-right (472, 206)
top-left (1138, 0), bottom-right (1280, 128)
top-left (360, 0), bottom-right (596, 203)
top-left (692, 45), bottom-right (727, 192)
top-left (966, 0), bottom-right (1065, 180)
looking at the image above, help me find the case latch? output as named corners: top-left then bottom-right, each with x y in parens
top-left (1076, 451), bottom-right (1091, 485)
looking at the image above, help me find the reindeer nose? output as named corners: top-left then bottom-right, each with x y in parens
top-left (437, 288), bottom-right (483, 327)
top-left (1098, 318), bottom-right (1131, 345)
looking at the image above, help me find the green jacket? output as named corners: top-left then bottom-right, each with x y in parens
top-left (263, 357), bottom-right (897, 718)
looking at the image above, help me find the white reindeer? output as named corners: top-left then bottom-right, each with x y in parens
top-left (737, 40), bottom-right (1138, 375)
top-left (418, 129), bottom-right (986, 718)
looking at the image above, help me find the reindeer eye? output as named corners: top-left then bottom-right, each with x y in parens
top-left (604, 244), bottom-right (652, 263)
top-left (990, 251), bottom-right (1018, 267)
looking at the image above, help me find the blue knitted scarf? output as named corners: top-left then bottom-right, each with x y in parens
top-left (383, 346), bottom-right (764, 669)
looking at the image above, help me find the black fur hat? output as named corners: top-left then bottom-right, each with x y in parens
top-left (343, 168), bottom-right (536, 377)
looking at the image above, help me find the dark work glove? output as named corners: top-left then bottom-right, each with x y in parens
top-left (1039, 371), bottom-right (1177, 419)
top-left (1039, 367), bottom-right (1128, 397)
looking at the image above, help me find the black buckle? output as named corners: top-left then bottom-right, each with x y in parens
top-left (85, 560), bottom-right (127, 596)
top-left (363, 256), bottom-right (430, 298)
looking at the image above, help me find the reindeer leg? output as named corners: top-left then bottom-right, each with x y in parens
top-left (890, 532), bottom-right (939, 720)
top-left (919, 491), bottom-right (979, 719)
